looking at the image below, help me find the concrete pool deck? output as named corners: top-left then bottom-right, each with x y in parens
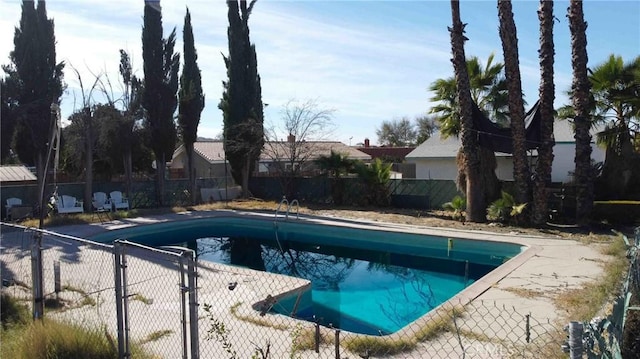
top-left (1, 209), bottom-right (611, 357)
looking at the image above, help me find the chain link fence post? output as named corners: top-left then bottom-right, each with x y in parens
top-left (568, 321), bottom-right (584, 358)
top-left (185, 249), bottom-right (199, 359)
top-left (178, 254), bottom-right (188, 359)
top-left (334, 329), bottom-right (340, 359)
top-left (114, 240), bottom-right (131, 359)
top-left (30, 231), bottom-right (44, 320)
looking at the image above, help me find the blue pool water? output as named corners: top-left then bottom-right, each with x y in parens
top-left (91, 216), bottom-right (523, 334)
top-left (193, 237), bottom-right (482, 334)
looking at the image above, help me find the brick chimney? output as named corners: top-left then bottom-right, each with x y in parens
top-left (287, 133), bottom-right (295, 143)
top-left (364, 138), bottom-right (370, 148)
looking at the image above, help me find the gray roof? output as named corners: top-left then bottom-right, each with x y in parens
top-left (0, 165), bottom-right (37, 182)
top-left (553, 119), bottom-right (603, 143)
top-left (408, 120), bottom-right (604, 159)
top-left (406, 136), bottom-right (461, 159)
top-left (406, 135), bottom-right (512, 159)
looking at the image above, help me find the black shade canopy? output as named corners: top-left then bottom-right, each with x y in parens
top-left (472, 101), bottom-right (546, 154)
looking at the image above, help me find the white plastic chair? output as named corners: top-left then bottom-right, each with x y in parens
top-left (110, 191), bottom-right (130, 211)
top-left (92, 192), bottom-right (111, 212)
top-left (56, 195), bottom-right (84, 214)
top-left (5, 197), bottom-right (23, 219)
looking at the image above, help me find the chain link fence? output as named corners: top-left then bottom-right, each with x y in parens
top-left (563, 227), bottom-right (640, 358)
top-left (1, 223), bottom-right (116, 350)
top-left (0, 177), bottom-right (235, 217)
top-left (0, 222), bottom-right (198, 358)
top-left (249, 177), bottom-right (461, 210)
top-left (1, 178), bottom-right (460, 218)
top-left (112, 241), bottom-right (198, 358)
top-left (3, 220), bottom-right (638, 358)
top-left (192, 235), bottom-right (561, 359)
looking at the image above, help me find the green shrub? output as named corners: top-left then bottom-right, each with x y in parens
top-left (2, 318), bottom-right (158, 359)
top-left (2, 319), bottom-right (117, 359)
top-left (1, 293), bottom-right (30, 330)
top-left (442, 195), bottom-right (466, 221)
top-left (290, 325), bottom-right (333, 354)
top-left (343, 335), bottom-right (415, 356)
top-left (487, 191), bottom-right (527, 224)
top-left (354, 159), bottom-right (392, 206)
top-left (1, 292), bottom-right (157, 359)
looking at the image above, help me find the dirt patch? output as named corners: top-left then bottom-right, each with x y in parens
top-left (199, 200), bottom-right (634, 240)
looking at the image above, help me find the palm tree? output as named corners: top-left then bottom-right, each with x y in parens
top-left (430, 54), bottom-right (509, 133)
top-left (590, 55), bottom-right (640, 198)
top-left (498, 0), bottom-right (530, 211)
top-left (557, 55), bottom-right (640, 200)
top-left (532, 0), bottom-right (556, 225)
top-left (315, 150), bottom-right (355, 205)
top-left (355, 158), bottom-right (392, 206)
top-left (315, 150), bottom-right (355, 179)
top-left (448, 0), bottom-right (485, 222)
top-left (429, 54), bottom-right (507, 208)
top-left (568, 0), bottom-right (593, 225)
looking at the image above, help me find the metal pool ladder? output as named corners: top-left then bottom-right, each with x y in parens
top-left (275, 196), bottom-right (299, 221)
top-left (273, 197), bottom-right (300, 259)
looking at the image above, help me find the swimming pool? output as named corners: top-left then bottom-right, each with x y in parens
top-left (92, 215), bottom-right (525, 334)
top-left (191, 236), bottom-right (500, 334)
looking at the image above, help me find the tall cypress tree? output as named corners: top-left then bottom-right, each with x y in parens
top-left (178, 8), bottom-right (205, 204)
top-left (219, 0), bottom-right (264, 197)
top-left (142, 0), bottom-right (180, 206)
top-left (0, 78), bottom-right (18, 163)
top-left (4, 0), bottom-right (64, 209)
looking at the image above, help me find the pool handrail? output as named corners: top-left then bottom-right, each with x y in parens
top-left (273, 197), bottom-right (299, 267)
top-left (274, 197), bottom-right (300, 221)
top-left (275, 197), bottom-right (289, 220)
top-left (287, 199), bottom-right (299, 220)
top-left (273, 197), bottom-right (288, 255)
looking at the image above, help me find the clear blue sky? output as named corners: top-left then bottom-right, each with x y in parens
top-left (1, 0), bottom-right (638, 146)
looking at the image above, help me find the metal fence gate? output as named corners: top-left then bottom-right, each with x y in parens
top-left (0, 223), bottom-right (199, 358)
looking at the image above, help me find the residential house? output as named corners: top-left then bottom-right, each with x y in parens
top-left (405, 120), bottom-right (605, 183)
top-left (550, 119), bottom-right (605, 183)
top-left (170, 141), bottom-right (228, 179)
top-left (258, 139), bottom-right (371, 175)
top-left (405, 136), bottom-right (516, 180)
top-left (356, 138), bottom-right (416, 178)
top-left (170, 139), bottom-right (371, 178)
top-left (357, 138), bottom-right (415, 162)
